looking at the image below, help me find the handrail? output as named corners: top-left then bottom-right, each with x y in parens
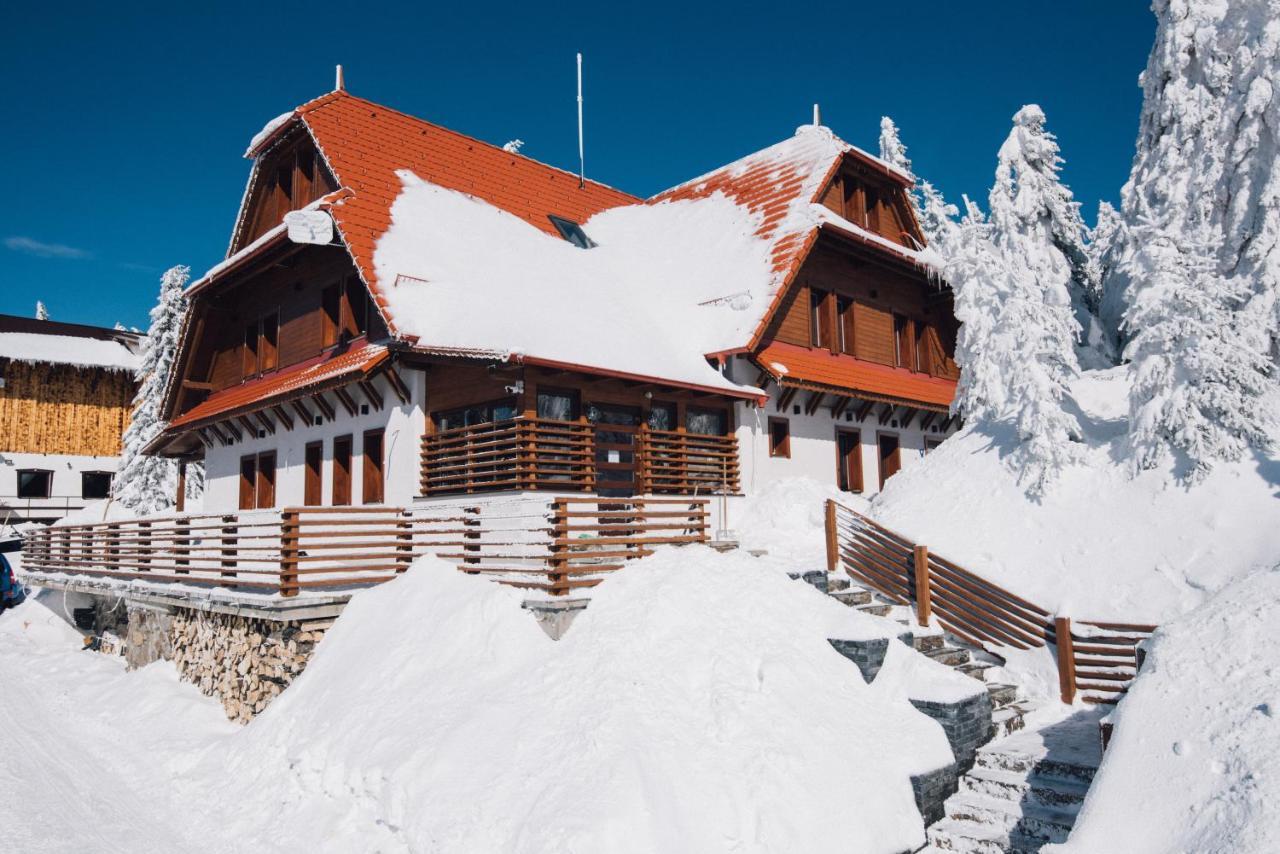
top-left (824, 499), bottom-right (1157, 705)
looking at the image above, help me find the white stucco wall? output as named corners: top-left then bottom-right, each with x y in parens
top-left (0, 451), bottom-right (122, 520)
top-left (201, 370), bottom-right (425, 513)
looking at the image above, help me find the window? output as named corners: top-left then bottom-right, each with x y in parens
top-left (242, 321), bottom-right (259, 376)
top-left (646, 402), bottom-right (677, 432)
top-left (893, 314), bottom-right (912, 369)
top-left (924, 437), bottom-right (944, 454)
top-left (17, 470), bottom-right (51, 499)
top-left (536, 389), bottom-right (578, 422)
top-left (304, 441), bottom-right (323, 506)
top-left (435, 399), bottom-right (518, 431)
top-left (81, 471), bottom-right (112, 500)
top-left (548, 215), bottom-right (596, 249)
top-left (362, 429), bottom-right (385, 505)
top-left (810, 288), bottom-right (832, 349)
top-left (877, 433), bottom-right (901, 490)
top-left (239, 456), bottom-right (256, 510)
top-left (239, 453), bottom-right (276, 509)
top-left (837, 430), bottom-right (863, 493)
top-left (837, 296), bottom-right (855, 355)
top-left (260, 312), bottom-right (279, 372)
top-left (686, 407), bottom-right (727, 436)
top-left (864, 186), bottom-right (881, 230)
top-left (768, 418), bottom-right (790, 458)
top-left (332, 435), bottom-right (353, 506)
top-left (321, 284), bottom-right (341, 348)
top-left (342, 277), bottom-right (368, 339)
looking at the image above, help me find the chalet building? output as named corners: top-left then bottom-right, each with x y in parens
top-left (0, 314), bottom-right (142, 523)
top-left (145, 85), bottom-right (959, 521)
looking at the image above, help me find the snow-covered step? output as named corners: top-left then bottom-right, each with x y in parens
top-left (985, 683), bottom-right (1018, 708)
top-left (991, 705), bottom-right (1029, 740)
top-left (943, 791), bottom-right (1077, 843)
top-left (856, 602), bottom-right (893, 617)
top-left (957, 661), bottom-right (998, 681)
top-left (960, 765), bottom-right (1090, 810)
top-left (828, 587), bottom-right (872, 607)
top-left (925, 817), bottom-right (1043, 854)
top-left (925, 645), bottom-right (972, 667)
top-left (975, 748), bottom-right (1096, 785)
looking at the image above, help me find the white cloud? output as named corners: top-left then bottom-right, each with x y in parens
top-left (3, 236), bottom-right (91, 259)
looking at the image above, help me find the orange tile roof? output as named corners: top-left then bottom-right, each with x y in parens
top-left (167, 339), bottom-right (389, 431)
top-left (756, 341), bottom-right (956, 411)
top-left (264, 91), bottom-right (638, 334)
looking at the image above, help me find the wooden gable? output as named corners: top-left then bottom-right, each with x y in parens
top-left (819, 155), bottom-right (924, 249)
top-left (233, 126), bottom-right (339, 252)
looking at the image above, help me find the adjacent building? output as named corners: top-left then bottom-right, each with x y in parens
top-left (0, 314), bottom-right (142, 523)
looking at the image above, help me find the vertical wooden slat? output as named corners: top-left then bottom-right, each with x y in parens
top-left (175, 517), bottom-right (190, 574)
top-left (913, 544), bottom-right (932, 627)
top-left (824, 500), bottom-right (838, 573)
top-left (280, 510), bottom-right (299, 597)
top-left (1056, 617), bottom-right (1077, 704)
top-left (221, 515), bottom-right (237, 578)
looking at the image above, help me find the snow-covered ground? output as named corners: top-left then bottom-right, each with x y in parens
top-left (2, 539), bottom-right (968, 854)
top-left (871, 368), bottom-right (1280, 624)
top-left (1047, 567), bottom-right (1280, 854)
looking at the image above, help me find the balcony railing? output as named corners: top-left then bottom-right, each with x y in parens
top-left (420, 417), bottom-right (740, 497)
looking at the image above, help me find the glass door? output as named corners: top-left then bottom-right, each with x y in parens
top-left (588, 403), bottom-right (641, 497)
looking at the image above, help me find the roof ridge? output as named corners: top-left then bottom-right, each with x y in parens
top-left (308, 91), bottom-right (639, 203)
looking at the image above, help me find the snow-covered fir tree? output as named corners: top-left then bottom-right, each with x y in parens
top-left (877, 116), bottom-right (914, 180)
top-left (115, 265), bottom-right (202, 512)
top-left (1111, 0), bottom-right (1279, 472)
top-left (35, 301), bottom-right (49, 320)
top-left (1125, 221), bottom-right (1273, 480)
top-left (918, 180), bottom-right (959, 249)
top-left (1089, 200), bottom-right (1127, 349)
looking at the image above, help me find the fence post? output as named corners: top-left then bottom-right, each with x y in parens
top-left (175, 517), bottom-right (190, 575)
top-left (913, 545), bottom-right (932, 627)
top-left (138, 520), bottom-right (151, 573)
top-left (221, 515), bottom-right (237, 578)
top-left (824, 500), bottom-right (838, 573)
top-left (1055, 616), bottom-right (1077, 704)
top-left (547, 500), bottom-right (567, 596)
top-left (280, 510), bottom-right (300, 598)
top-left (395, 510), bottom-right (414, 574)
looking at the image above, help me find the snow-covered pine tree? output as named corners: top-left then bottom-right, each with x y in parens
top-left (1112, 0), bottom-right (1279, 473)
top-left (115, 265), bottom-right (200, 513)
top-left (1089, 201), bottom-right (1126, 350)
top-left (35, 301), bottom-right (49, 320)
top-left (1125, 221), bottom-right (1273, 480)
top-left (918, 180), bottom-right (959, 249)
top-left (878, 116), bottom-right (914, 181)
top-left (878, 116), bottom-right (941, 251)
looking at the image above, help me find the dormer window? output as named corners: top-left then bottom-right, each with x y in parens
top-left (548, 215), bottom-right (595, 249)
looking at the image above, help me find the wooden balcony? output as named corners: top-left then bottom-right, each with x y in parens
top-left (420, 417), bottom-right (740, 497)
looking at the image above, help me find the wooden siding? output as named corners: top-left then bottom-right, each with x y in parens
top-left (237, 131), bottom-right (339, 250)
top-left (0, 359), bottom-right (134, 456)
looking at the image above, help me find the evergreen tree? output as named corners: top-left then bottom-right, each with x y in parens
top-left (115, 266), bottom-right (200, 513)
top-left (1089, 201), bottom-right (1126, 350)
top-left (877, 116), bottom-right (914, 181)
top-left (35, 301), bottom-right (49, 320)
top-left (918, 181), bottom-right (959, 249)
top-left (1125, 222), bottom-right (1273, 480)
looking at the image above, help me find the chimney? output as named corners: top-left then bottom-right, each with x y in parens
top-left (335, 64), bottom-right (345, 92)
top-left (813, 103), bottom-right (821, 126)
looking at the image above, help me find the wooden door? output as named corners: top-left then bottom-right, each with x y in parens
top-left (239, 456), bottom-right (256, 510)
top-left (877, 433), bottom-right (901, 489)
top-left (332, 435), bottom-right (352, 506)
top-left (304, 441), bottom-right (323, 506)
top-left (836, 429), bottom-right (862, 492)
top-left (362, 429), bottom-right (384, 505)
top-left (256, 452), bottom-right (276, 508)
top-left (590, 403), bottom-right (640, 497)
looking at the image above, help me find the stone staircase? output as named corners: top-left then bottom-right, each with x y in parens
top-left (813, 570), bottom-right (1034, 741)
top-left (923, 713), bottom-right (1103, 853)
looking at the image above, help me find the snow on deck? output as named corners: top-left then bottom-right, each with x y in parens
top-left (0, 331), bottom-right (139, 372)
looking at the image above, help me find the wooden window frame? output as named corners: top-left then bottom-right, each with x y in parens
top-left (835, 428), bottom-right (863, 493)
top-left (876, 431), bottom-right (902, 491)
top-left (16, 469), bottom-right (52, 500)
top-left (80, 470), bottom-right (112, 500)
top-left (304, 441), bottom-right (323, 506)
top-left (535, 387), bottom-right (580, 422)
top-left (259, 310), bottom-right (280, 373)
top-left (332, 434), bottom-right (353, 507)
top-left (837, 296), bottom-right (856, 356)
top-left (255, 451), bottom-right (276, 509)
top-left (362, 429), bottom-right (385, 505)
top-left (685, 405), bottom-right (729, 436)
top-left (768, 417), bottom-right (791, 459)
top-left (239, 455), bottom-right (256, 510)
top-left (924, 437), bottom-right (944, 454)
top-left (321, 283), bottom-right (342, 349)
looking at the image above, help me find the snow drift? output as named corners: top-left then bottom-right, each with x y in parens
top-left (1047, 567), bottom-right (1280, 854)
top-left (871, 367), bottom-right (1280, 623)
top-left (209, 549), bottom-right (957, 853)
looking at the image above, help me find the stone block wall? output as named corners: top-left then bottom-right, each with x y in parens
top-left (909, 691), bottom-right (993, 774)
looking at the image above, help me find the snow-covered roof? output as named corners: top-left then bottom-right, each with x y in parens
top-left (0, 331), bottom-right (140, 372)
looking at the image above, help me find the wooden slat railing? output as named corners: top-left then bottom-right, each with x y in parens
top-left (638, 427), bottom-right (740, 495)
top-left (825, 499), bottom-right (1157, 705)
top-left (20, 496), bottom-right (711, 601)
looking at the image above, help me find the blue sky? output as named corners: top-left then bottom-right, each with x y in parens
top-left (0, 1), bottom-right (1155, 329)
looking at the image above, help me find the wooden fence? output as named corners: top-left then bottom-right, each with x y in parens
top-left (21, 497), bottom-right (711, 599)
top-left (825, 500), bottom-right (1156, 705)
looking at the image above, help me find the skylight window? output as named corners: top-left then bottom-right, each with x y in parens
top-left (548, 215), bottom-right (596, 249)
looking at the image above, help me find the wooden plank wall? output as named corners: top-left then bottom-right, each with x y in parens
top-left (0, 359), bottom-right (135, 456)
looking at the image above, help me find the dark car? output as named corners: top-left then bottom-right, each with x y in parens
top-left (0, 538), bottom-right (25, 614)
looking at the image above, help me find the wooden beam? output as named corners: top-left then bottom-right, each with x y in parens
top-left (830, 396), bottom-right (850, 419)
top-left (291, 398), bottom-right (316, 426)
top-left (877, 404), bottom-right (894, 426)
top-left (239, 415), bottom-right (260, 437)
top-left (753, 369), bottom-right (770, 388)
top-left (206, 422), bottom-right (229, 446)
top-left (776, 386), bottom-right (798, 413)
top-left (804, 392), bottom-right (824, 416)
top-left (918, 411), bottom-right (936, 431)
top-left (221, 420), bottom-right (242, 442)
top-left (272, 405), bottom-right (294, 432)
top-left (855, 399), bottom-right (875, 422)
top-left (358, 379), bottom-right (384, 411)
top-left (940, 414), bottom-right (957, 432)
top-left (313, 393), bottom-right (336, 422)
top-left (194, 427), bottom-right (213, 449)
top-left (182, 379), bottom-right (215, 391)
top-left (254, 410), bottom-right (276, 436)
top-left (382, 365), bottom-right (411, 405)
top-left (333, 386), bottom-right (359, 417)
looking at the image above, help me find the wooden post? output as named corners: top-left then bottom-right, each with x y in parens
top-left (913, 545), bottom-right (932, 627)
top-left (176, 461), bottom-right (187, 513)
top-left (395, 511), bottom-right (414, 574)
top-left (547, 500), bottom-right (567, 596)
top-left (175, 517), bottom-right (190, 574)
top-left (280, 510), bottom-right (300, 597)
top-left (221, 515), bottom-right (237, 578)
top-left (1055, 616), bottom-right (1077, 704)
top-left (138, 520), bottom-right (151, 572)
top-left (824, 500), bottom-right (839, 573)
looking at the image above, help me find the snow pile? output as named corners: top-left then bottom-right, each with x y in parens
top-left (52, 499), bottom-right (139, 527)
top-left (872, 367), bottom-right (1280, 623)
top-left (733, 476), bottom-right (861, 565)
top-left (1048, 567), bottom-right (1280, 854)
top-left (0, 332), bottom-right (139, 371)
top-left (217, 550), bottom-right (955, 853)
top-left (245, 111), bottom-right (294, 157)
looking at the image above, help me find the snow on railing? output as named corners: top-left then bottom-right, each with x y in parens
top-left (824, 499), bottom-right (1157, 705)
